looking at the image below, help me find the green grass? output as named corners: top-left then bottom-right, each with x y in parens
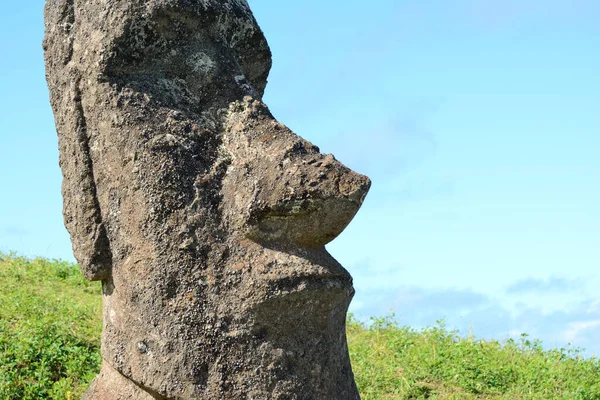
top-left (0, 253), bottom-right (101, 399)
top-left (348, 317), bottom-right (600, 399)
top-left (1, 253), bottom-right (599, 399)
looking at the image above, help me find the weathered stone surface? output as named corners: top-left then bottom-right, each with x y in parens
top-left (44, 0), bottom-right (370, 398)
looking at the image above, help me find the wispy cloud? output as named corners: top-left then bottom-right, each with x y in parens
top-left (565, 320), bottom-right (600, 344)
top-left (3, 226), bottom-right (28, 236)
top-left (351, 284), bottom-right (493, 327)
top-left (505, 277), bottom-right (583, 294)
top-left (348, 263), bottom-right (600, 356)
top-left (586, 298), bottom-right (600, 314)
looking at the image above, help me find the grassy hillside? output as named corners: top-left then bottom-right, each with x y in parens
top-left (1, 253), bottom-right (599, 399)
top-left (0, 254), bottom-right (101, 399)
top-left (349, 318), bottom-right (600, 399)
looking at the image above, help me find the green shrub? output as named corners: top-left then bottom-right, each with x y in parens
top-left (0, 253), bottom-right (101, 399)
top-left (348, 314), bottom-right (600, 399)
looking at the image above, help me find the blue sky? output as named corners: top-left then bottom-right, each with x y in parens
top-left (1, 0), bottom-right (599, 355)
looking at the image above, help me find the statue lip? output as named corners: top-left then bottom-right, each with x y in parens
top-left (263, 273), bottom-right (353, 299)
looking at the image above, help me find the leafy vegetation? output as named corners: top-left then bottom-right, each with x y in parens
top-left (1, 253), bottom-right (599, 399)
top-left (0, 253), bottom-right (101, 399)
top-left (348, 316), bottom-right (600, 399)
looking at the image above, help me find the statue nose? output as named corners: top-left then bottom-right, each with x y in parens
top-left (340, 169), bottom-right (371, 205)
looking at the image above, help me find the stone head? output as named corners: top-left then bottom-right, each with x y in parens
top-left (44, 0), bottom-right (370, 398)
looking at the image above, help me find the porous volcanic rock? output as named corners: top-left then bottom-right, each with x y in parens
top-left (44, 0), bottom-right (370, 398)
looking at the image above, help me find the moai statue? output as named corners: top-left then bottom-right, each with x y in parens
top-left (43, 0), bottom-right (370, 398)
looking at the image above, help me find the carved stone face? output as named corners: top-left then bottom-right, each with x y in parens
top-left (44, 0), bottom-right (369, 398)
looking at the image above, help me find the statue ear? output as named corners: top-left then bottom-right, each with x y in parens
top-left (60, 84), bottom-right (113, 281)
top-left (44, 0), bottom-right (113, 281)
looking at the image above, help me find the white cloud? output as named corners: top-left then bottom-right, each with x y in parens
top-left (586, 298), bottom-right (600, 314)
top-left (347, 265), bottom-right (600, 356)
top-left (505, 276), bottom-right (583, 294)
top-left (564, 320), bottom-right (600, 344)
